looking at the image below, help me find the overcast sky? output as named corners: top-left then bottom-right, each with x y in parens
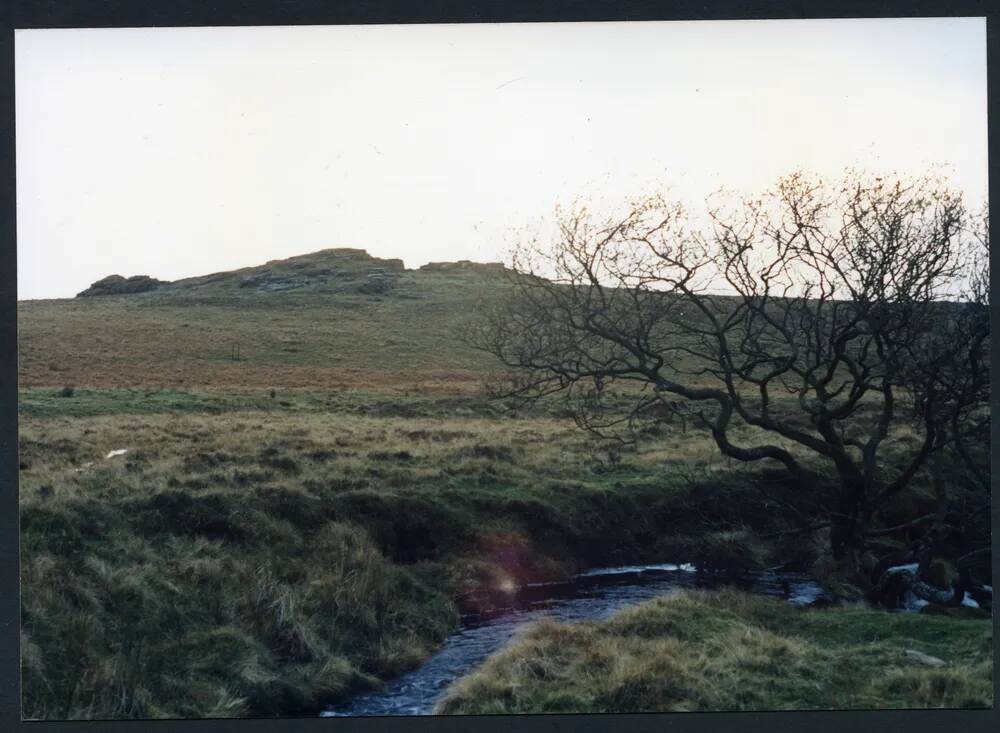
top-left (16, 18), bottom-right (987, 300)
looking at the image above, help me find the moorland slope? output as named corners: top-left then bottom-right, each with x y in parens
top-left (19, 248), bottom-right (507, 390)
top-left (17, 249), bottom-right (992, 718)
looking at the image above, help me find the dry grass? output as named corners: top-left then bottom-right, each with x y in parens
top-left (17, 256), bottom-right (991, 718)
top-left (19, 392), bottom-right (989, 718)
top-left (21, 401), bottom-right (753, 718)
top-left (437, 590), bottom-right (993, 714)
top-left (17, 262), bottom-right (502, 389)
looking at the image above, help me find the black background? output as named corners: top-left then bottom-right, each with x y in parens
top-left (0, 2), bottom-right (996, 732)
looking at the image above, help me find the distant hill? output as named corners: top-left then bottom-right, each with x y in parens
top-left (19, 249), bottom-right (512, 391)
top-left (74, 248), bottom-right (508, 300)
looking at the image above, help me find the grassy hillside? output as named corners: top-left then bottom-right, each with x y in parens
top-left (17, 250), bottom-right (992, 718)
top-left (437, 590), bottom-right (993, 714)
top-left (19, 252), bottom-right (514, 717)
top-left (18, 249), bottom-right (503, 390)
top-left (19, 390), bottom-right (805, 718)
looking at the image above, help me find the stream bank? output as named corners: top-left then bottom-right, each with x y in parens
top-left (322, 562), bottom-right (835, 717)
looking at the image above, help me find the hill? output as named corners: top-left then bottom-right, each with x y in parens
top-left (18, 249), bottom-right (510, 390)
top-left (18, 248), bottom-right (992, 720)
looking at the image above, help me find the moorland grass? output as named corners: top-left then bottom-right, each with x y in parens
top-left (17, 259), bottom-right (502, 390)
top-left (436, 590), bottom-right (993, 714)
top-left (17, 255), bottom-right (992, 718)
top-left (22, 390), bottom-right (982, 718)
top-left (21, 394), bottom-right (781, 718)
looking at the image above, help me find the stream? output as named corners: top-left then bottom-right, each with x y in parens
top-left (321, 562), bottom-right (835, 717)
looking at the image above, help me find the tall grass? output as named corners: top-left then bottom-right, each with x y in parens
top-left (19, 391), bottom-right (989, 718)
top-left (20, 401), bottom-right (737, 718)
top-left (21, 512), bottom-right (455, 718)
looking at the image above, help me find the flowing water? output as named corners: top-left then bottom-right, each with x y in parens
top-left (321, 562), bottom-right (835, 718)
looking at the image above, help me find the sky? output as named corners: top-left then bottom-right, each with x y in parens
top-left (16, 18), bottom-right (988, 300)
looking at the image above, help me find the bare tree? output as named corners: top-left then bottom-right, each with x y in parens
top-left (474, 172), bottom-right (989, 590)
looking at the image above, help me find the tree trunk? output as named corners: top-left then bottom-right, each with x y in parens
top-left (829, 482), bottom-right (866, 573)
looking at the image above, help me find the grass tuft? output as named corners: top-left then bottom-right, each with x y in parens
top-left (436, 590), bottom-right (992, 714)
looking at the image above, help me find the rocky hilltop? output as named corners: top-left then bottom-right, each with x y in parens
top-left (25, 246), bottom-right (511, 389)
top-left (77, 274), bottom-right (167, 297)
top-left (418, 260), bottom-right (506, 274)
top-left (75, 248), bottom-right (507, 299)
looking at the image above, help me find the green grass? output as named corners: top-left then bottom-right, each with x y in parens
top-left (23, 390), bottom-right (984, 718)
top-left (17, 386), bottom-right (500, 419)
top-left (21, 386), bottom-right (988, 718)
top-left (22, 517), bottom-right (454, 718)
top-left (22, 393), bottom-right (785, 718)
top-left (17, 250), bottom-right (506, 390)
top-left (17, 253), bottom-right (992, 719)
top-left (436, 590), bottom-right (993, 714)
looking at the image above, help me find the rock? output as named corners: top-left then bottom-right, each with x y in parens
top-left (77, 274), bottom-right (165, 297)
top-left (874, 564), bottom-right (965, 610)
top-left (357, 272), bottom-right (395, 294)
top-left (419, 260), bottom-right (507, 274)
top-left (926, 558), bottom-right (957, 588)
top-left (967, 585), bottom-right (992, 611)
top-left (374, 257), bottom-right (405, 272)
top-left (919, 603), bottom-right (991, 620)
top-left (910, 579), bottom-right (958, 605)
top-left (239, 274), bottom-right (307, 291)
top-left (903, 650), bottom-right (946, 667)
top-left (261, 280), bottom-right (306, 292)
top-left (869, 568), bottom-right (911, 608)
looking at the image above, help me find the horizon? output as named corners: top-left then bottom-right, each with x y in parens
top-left (18, 245), bottom-right (510, 302)
top-left (16, 18), bottom-right (988, 300)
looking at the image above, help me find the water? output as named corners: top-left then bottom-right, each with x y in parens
top-left (321, 562), bottom-right (834, 718)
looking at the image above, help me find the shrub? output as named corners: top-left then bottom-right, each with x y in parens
top-left (690, 530), bottom-right (769, 574)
